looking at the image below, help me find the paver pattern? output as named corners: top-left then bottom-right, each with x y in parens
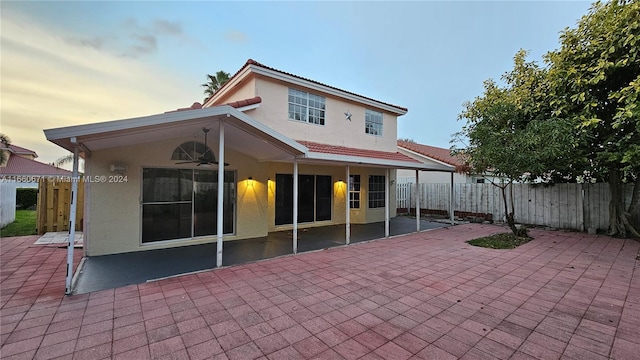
top-left (1, 224), bottom-right (639, 359)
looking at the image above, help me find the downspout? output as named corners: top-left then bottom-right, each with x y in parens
top-left (65, 138), bottom-right (80, 295)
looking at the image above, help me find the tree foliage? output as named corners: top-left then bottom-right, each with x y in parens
top-left (454, 0), bottom-right (640, 238)
top-left (202, 71), bottom-right (231, 100)
top-left (0, 134), bottom-right (10, 165)
top-left (453, 51), bottom-right (580, 236)
top-left (545, 0), bottom-right (640, 237)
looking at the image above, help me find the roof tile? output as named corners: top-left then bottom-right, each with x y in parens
top-left (0, 155), bottom-right (72, 176)
top-left (299, 141), bottom-right (421, 163)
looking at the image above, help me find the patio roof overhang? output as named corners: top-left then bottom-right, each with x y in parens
top-left (44, 106), bottom-right (308, 161)
top-left (298, 152), bottom-right (455, 171)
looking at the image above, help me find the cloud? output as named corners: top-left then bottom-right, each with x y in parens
top-left (153, 20), bottom-right (183, 36)
top-left (65, 36), bottom-right (107, 50)
top-left (224, 30), bottom-right (249, 43)
top-left (0, 14), bottom-right (200, 165)
top-left (62, 18), bottom-right (187, 58)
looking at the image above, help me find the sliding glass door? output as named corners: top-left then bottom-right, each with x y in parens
top-left (275, 173), bottom-right (332, 226)
top-left (142, 168), bottom-right (235, 243)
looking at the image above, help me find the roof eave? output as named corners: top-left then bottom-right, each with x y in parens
top-left (302, 152), bottom-right (451, 170)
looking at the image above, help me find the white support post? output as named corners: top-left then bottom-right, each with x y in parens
top-left (216, 121), bottom-right (225, 268)
top-left (65, 140), bottom-right (80, 295)
top-left (415, 170), bottom-right (420, 232)
top-left (345, 166), bottom-right (350, 245)
top-left (293, 159), bottom-right (298, 254)
top-left (450, 172), bottom-right (455, 225)
top-left (385, 168), bottom-right (390, 238)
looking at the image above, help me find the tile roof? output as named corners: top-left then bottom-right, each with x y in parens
top-left (397, 140), bottom-right (469, 172)
top-left (207, 59), bottom-right (407, 113)
top-left (0, 154), bottom-right (72, 176)
top-left (167, 97), bottom-right (262, 113)
top-left (3, 144), bottom-right (38, 157)
top-left (298, 140), bottom-right (421, 163)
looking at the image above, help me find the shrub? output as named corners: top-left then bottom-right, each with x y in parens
top-left (16, 188), bottom-right (38, 209)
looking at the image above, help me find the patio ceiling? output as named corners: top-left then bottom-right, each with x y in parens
top-left (44, 106), bottom-right (307, 161)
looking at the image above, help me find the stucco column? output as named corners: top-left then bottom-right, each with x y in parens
top-left (216, 121), bottom-right (225, 268)
top-left (293, 159), bottom-right (298, 254)
top-left (415, 169), bottom-right (420, 232)
top-left (345, 165), bottom-right (350, 245)
top-left (385, 168), bottom-right (390, 238)
top-left (65, 140), bottom-right (79, 295)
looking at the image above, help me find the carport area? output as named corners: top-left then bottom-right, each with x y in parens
top-left (74, 217), bottom-right (448, 294)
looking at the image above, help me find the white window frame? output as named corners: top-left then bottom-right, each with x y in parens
top-left (288, 88), bottom-right (326, 125)
top-left (365, 109), bottom-right (383, 136)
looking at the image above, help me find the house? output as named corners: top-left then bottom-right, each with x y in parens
top-left (397, 141), bottom-right (483, 184)
top-left (44, 59), bottom-right (450, 287)
top-left (0, 144), bottom-right (72, 227)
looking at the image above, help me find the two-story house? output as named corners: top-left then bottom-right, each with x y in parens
top-left (44, 59), bottom-right (442, 270)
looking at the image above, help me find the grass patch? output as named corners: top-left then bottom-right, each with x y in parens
top-left (1, 210), bottom-right (37, 237)
top-left (467, 232), bottom-right (531, 249)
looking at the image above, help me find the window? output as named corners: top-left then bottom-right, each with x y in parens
top-left (368, 175), bottom-right (386, 208)
top-left (349, 175), bottom-right (360, 209)
top-left (288, 88), bottom-right (326, 125)
top-left (365, 109), bottom-right (383, 136)
top-left (141, 168), bottom-right (235, 243)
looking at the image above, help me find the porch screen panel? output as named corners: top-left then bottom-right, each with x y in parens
top-left (316, 175), bottom-right (332, 221)
top-left (275, 173), bottom-right (332, 225)
top-left (142, 168), bottom-right (235, 243)
top-left (298, 175), bottom-right (315, 223)
top-left (142, 169), bottom-right (193, 242)
top-left (275, 174), bottom-right (294, 226)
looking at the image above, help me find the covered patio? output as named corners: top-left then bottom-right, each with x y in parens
top-left (73, 216), bottom-right (449, 294)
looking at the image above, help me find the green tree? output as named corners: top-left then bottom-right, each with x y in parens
top-left (453, 51), bottom-right (583, 236)
top-left (0, 134), bottom-right (10, 165)
top-left (202, 71), bottom-right (231, 100)
top-left (545, 0), bottom-right (640, 237)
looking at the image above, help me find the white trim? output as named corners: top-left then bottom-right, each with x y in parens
top-left (235, 103), bottom-right (260, 112)
top-left (302, 152), bottom-right (441, 170)
top-left (44, 106), bottom-right (307, 156)
top-left (397, 147), bottom-right (457, 171)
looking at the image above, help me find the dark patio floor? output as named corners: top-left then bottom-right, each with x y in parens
top-left (74, 217), bottom-right (449, 294)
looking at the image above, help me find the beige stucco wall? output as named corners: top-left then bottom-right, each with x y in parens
top-left (86, 137), bottom-right (269, 256)
top-left (251, 77), bottom-right (399, 153)
top-left (211, 78), bottom-right (257, 106)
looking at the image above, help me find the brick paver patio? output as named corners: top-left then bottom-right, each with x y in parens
top-left (1, 224), bottom-right (639, 359)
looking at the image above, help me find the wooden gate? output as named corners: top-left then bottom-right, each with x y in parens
top-left (36, 178), bottom-right (84, 234)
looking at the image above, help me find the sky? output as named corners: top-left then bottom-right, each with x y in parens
top-left (1, 1), bottom-right (593, 166)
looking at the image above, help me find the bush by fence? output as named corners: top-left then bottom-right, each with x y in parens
top-left (16, 188), bottom-right (38, 209)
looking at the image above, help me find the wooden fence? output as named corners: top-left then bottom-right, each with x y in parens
top-left (36, 179), bottom-right (84, 234)
top-left (397, 182), bottom-right (634, 232)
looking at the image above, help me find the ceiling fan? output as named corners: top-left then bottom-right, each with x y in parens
top-left (175, 127), bottom-right (229, 167)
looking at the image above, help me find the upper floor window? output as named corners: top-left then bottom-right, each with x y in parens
top-left (288, 88), bottom-right (326, 125)
top-left (365, 109), bottom-right (383, 136)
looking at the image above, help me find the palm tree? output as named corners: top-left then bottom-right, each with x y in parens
top-left (0, 133), bottom-right (10, 165)
top-left (202, 71), bottom-right (231, 100)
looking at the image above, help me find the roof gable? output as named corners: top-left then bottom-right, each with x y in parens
top-left (397, 140), bottom-right (468, 172)
top-left (204, 59), bottom-right (407, 115)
